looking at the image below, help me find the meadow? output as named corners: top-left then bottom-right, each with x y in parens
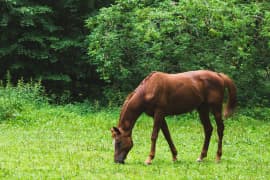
top-left (0, 83), bottom-right (270, 179)
top-left (0, 106), bottom-right (269, 179)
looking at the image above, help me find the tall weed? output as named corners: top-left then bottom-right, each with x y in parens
top-left (0, 79), bottom-right (48, 121)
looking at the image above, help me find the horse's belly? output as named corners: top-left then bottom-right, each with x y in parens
top-left (164, 94), bottom-right (203, 115)
top-left (165, 102), bottom-right (199, 115)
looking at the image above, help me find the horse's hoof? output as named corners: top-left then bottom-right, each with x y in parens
top-left (216, 157), bottom-right (221, 163)
top-left (145, 161), bottom-right (152, 165)
top-left (145, 158), bottom-right (152, 165)
top-left (196, 158), bottom-right (203, 162)
top-left (173, 157), bottom-right (177, 162)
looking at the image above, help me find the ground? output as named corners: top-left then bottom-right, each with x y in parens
top-left (0, 106), bottom-right (269, 179)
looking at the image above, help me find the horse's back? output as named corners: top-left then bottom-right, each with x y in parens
top-left (139, 70), bottom-right (225, 115)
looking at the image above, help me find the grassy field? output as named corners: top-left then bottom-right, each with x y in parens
top-left (0, 104), bottom-right (269, 179)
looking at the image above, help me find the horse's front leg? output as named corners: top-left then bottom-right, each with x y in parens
top-left (145, 111), bottom-right (163, 165)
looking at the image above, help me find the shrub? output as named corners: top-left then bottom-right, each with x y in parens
top-left (0, 79), bottom-right (48, 121)
top-left (86, 0), bottom-right (270, 106)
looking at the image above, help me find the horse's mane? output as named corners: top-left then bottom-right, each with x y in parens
top-left (119, 71), bottom-right (157, 122)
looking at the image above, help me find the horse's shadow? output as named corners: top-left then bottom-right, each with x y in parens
top-left (123, 158), bottom-right (224, 166)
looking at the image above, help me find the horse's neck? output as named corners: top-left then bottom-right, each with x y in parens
top-left (118, 102), bottom-right (142, 135)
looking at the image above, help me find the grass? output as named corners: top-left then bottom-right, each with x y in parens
top-left (0, 104), bottom-right (270, 179)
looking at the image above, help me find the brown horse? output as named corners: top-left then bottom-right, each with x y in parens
top-left (111, 70), bottom-right (236, 164)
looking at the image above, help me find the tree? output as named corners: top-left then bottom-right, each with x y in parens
top-left (0, 0), bottom-right (114, 102)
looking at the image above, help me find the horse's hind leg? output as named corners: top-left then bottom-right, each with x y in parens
top-left (161, 119), bottom-right (178, 162)
top-left (212, 105), bottom-right (224, 162)
top-left (197, 105), bottom-right (213, 162)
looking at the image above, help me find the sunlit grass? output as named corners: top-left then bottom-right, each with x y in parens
top-left (0, 106), bottom-right (269, 179)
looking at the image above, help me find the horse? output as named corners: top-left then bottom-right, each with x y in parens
top-left (111, 70), bottom-right (237, 164)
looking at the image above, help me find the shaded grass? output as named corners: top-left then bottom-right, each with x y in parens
top-left (0, 106), bottom-right (269, 179)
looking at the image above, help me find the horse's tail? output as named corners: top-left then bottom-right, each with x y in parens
top-left (219, 73), bottom-right (237, 118)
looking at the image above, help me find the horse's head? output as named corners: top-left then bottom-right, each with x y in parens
top-left (111, 127), bottom-right (133, 164)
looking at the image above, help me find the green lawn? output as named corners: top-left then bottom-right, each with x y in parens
top-left (0, 106), bottom-right (269, 179)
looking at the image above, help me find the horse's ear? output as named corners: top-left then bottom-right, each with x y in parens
top-left (111, 127), bottom-right (121, 137)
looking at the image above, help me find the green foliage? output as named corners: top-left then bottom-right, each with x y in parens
top-left (239, 107), bottom-right (270, 121)
top-left (1, 0), bottom-right (269, 105)
top-left (86, 0), bottom-right (270, 105)
top-left (0, 0), bottom-right (114, 102)
top-left (0, 78), bottom-right (47, 121)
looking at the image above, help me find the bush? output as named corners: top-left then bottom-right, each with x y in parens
top-left (86, 0), bottom-right (270, 106)
top-left (239, 107), bottom-right (270, 121)
top-left (0, 79), bottom-right (48, 121)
